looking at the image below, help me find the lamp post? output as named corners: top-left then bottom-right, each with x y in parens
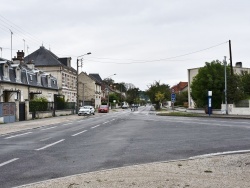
top-left (76, 52), bottom-right (91, 113)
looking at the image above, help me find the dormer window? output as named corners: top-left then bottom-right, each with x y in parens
top-left (37, 72), bottom-right (41, 85)
top-left (30, 75), bottom-right (33, 81)
top-left (15, 67), bottom-right (21, 83)
top-left (3, 64), bottom-right (10, 81)
top-left (47, 75), bottom-right (51, 87)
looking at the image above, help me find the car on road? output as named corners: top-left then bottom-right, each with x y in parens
top-left (78, 106), bottom-right (95, 116)
top-left (98, 105), bottom-right (109, 113)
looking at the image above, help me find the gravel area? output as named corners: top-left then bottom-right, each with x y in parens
top-left (18, 153), bottom-right (250, 188)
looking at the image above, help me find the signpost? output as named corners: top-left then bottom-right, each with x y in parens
top-left (208, 91), bottom-right (212, 116)
top-left (171, 89), bottom-right (176, 111)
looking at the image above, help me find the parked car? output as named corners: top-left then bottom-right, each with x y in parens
top-left (98, 105), bottom-right (109, 113)
top-left (78, 106), bottom-right (95, 116)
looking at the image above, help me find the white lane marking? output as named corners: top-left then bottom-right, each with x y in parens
top-left (40, 137), bottom-right (52, 141)
top-left (41, 126), bottom-right (57, 131)
top-left (35, 139), bottom-right (65, 151)
top-left (0, 158), bottom-right (19, 167)
top-left (190, 149), bottom-right (250, 159)
top-left (77, 120), bottom-right (85, 122)
top-left (71, 130), bottom-right (87, 137)
top-left (110, 119), bottom-right (116, 121)
top-left (102, 121), bottom-right (109, 124)
top-left (62, 123), bottom-right (73, 126)
top-left (91, 125), bottom-right (100, 129)
top-left (4, 132), bottom-right (32, 139)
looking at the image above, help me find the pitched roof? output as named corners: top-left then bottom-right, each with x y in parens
top-left (171, 81), bottom-right (188, 93)
top-left (24, 46), bottom-right (61, 66)
top-left (24, 46), bottom-right (76, 72)
top-left (89, 73), bottom-right (103, 83)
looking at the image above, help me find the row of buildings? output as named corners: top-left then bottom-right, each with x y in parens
top-left (0, 46), bottom-right (122, 109)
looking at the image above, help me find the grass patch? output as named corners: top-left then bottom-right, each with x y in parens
top-left (157, 112), bottom-right (201, 117)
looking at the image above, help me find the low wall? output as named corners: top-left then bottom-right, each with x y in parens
top-left (175, 107), bottom-right (222, 114)
top-left (222, 104), bottom-right (250, 115)
top-left (28, 109), bottom-right (74, 120)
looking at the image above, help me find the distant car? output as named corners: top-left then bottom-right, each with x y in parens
top-left (121, 102), bottom-right (129, 109)
top-left (98, 105), bottom-right (109, 113)
top-left (78, 106), bottom-right (95, 116)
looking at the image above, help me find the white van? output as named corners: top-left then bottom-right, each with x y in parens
top-left (121, 102), bottom-right (129, 109)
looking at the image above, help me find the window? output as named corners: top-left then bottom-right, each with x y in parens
top-left (3, 64), bottom-right (10, 81)
top-left (37, 72), bottom-right (41, 85)
top-left (30, 75), bottom-right (33, 81)
top-left (15, 67), bottom-right (21, 83)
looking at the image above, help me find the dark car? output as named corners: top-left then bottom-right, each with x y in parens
top-left (98, 105), bottom-right (109, 113)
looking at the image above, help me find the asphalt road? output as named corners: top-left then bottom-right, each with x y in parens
top-left (1, 105), bottom-right (250, 188)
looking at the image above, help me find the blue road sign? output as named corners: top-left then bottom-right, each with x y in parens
top-left (171, 93), bottom-right (176, 100)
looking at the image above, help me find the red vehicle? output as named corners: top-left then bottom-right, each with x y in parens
top-left (98, 105), bottom-right (109, 113)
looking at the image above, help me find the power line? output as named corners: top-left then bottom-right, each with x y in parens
top-left (82, 41), bottom-right (229, 65)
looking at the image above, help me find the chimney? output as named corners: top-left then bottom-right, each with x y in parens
top-left (235, 62), bottom-right (242, 68)
top-left (17, 50), bottom-right (25, 60)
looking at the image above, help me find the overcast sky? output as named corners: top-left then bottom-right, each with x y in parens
top-left (1, 0), bottom-right (250, 90)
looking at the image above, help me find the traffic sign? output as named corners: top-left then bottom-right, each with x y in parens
top-left (171, 93), bottom-right (176, 100)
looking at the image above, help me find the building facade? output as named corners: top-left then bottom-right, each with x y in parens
top-left (78, 72), bottom-right (102, 108)
top-left (0, 51), bottom-right (58, 102)
top-left (24, 46), bottom-right (77, 102)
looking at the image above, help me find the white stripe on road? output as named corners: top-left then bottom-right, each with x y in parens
top-left (190, 149), bottom-right (250, 159)
top-left (0, 158), bottom-right (19, 167)
top-left (102, 121), bottom-right (109, 124)
top-left (91, 125), bottom-right (100, 129)
top-left (4, 132), bottom-right (32, 139)
top-left (35, 139), bottom-right (65, 151)
top-left (40, 137), bottom-right (52, 141)
top-left (62, 123), bottom-right (73, 126)
top-left (41, 126), bottom-right (57, 131)
top-left (71, 130), bottom-right (87, 137)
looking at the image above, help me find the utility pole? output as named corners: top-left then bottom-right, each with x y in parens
top-left (229, 40), bottom-right (233, 75)
top-left (76, 52), bottom-right (91, 113)
top-left (23, 39), bottom-right (25, 54)
top-left (224, 56), bottom-right (228, 115)
top-left (10, 29), bottom-right (13, 60)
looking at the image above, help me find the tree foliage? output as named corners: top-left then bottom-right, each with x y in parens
top-left (191, 60), bottom-right (225, 108)
top-left (191, 60), bottom-right (246, 109)
top-left (126, 87), bottom-right (140, 105)
top-left (146, 81), bottom-right (170, 110)
top-left (175, 91), bottom-right (188, 106)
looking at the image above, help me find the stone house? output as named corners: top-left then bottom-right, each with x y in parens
top-left (0, 51), bottom-right (58, 102)
top-left (78, 72), bottom-right (102, 108)
top-left (24, 46), bottom-right (77, 102)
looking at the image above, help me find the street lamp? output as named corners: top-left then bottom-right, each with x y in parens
top-left (76, 52), bottom-right (91, 113)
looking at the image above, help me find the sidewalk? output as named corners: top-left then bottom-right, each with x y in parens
top-left (18, 152), bottom-right (250, 188)
top-left (0, 108), bottom-right (124, 136)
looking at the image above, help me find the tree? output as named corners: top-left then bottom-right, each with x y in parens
top-left (175, 91), bottom-right (188, 107)
top-left (146, 81), bottom-right (170, 110)
top-left (191, 60), bottom-right (225, 109)
top-left (227, 74), bottom-right (245, 104)
top-left (126, 87), bottom-right (140, 105)
top-left (191, 60), bottom-right (247, 109)
top-left (241, 71), bottom-right (250, 98)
